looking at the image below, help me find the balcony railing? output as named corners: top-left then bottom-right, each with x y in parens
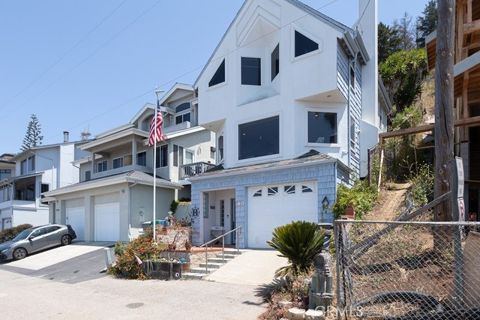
top-left (179, 162), bottom-right (216, 180)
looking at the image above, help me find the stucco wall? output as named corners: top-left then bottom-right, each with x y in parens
top-left (191, 162), bottom-right (337, 248)
top-left (129, 184), bottom-right (175, 228)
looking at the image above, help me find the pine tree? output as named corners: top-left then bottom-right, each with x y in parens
top-left (21, 114), bottom-right (43, 151)
top-left (378, 22), bottom-right (403, 63)
top-left (416, 0), bottom-right (438, 48)
top-left (393, 12), bottom-right (416, 51)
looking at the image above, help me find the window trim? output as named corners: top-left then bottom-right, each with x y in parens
top-left (96, 160), bottom-right (108, 173)
top-left (112, 157), bottom-right (124, 169)
top-left (184, 149), bottom-right (194, 165)
top-left (208, 59), bottom-right (227, 89)
top-left (305, 108), bottom-right (340, 147)
top-left (291, 27), bottom-right (322, 62)
top-left (241, 56), bottom-right (262, 86)
top-left (237, 115), bottom-right (281, 162)
top-left (271, 44), bottom-right (280, 81)
top-left (137, 151), bottom-right (147, 167)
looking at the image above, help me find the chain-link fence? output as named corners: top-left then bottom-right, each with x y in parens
top-left (335, 220), bottom-right (480, 319)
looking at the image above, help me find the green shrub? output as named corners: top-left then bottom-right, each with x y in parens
top-left (267, 221), bottom-right (324, 278)
top-left (332, 181), bottom-right (377, 219)
top-left (170, 200), bottom-right (179, 214)
top-left (109, 235), bottom-right (167, 279)
top-left (409, 164), bottom-right (434, 207)
top-left (0, 224), bottom-right (32, 244)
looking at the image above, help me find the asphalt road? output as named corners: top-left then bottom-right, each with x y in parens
top-left (0, 267), bottom-right (266, 320)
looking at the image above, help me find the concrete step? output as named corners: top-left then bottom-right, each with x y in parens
top-left (187, 267), bottom-right (211, 274)
top-left (208, 257), bottom-right (233, 263)
top-left (223, 250), bottom-right (242, 255)
top-left (215, 253), bottom-right (238, 259)
top-left (182, 272), bottom-right (207, 280)
top-left (199, 262), bottom-right (223, 269)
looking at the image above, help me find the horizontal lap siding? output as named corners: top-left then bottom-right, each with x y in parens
top-left (337, 43), bottom-right (361, 181)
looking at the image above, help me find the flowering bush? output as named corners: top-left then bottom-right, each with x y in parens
top-left (109, 235), bottom-right (167, 279)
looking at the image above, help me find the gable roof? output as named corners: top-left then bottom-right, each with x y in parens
top-left (193, 0), bottom-right (353, 87)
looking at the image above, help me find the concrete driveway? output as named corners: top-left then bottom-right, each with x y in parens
top-left (0, 268), bottom-right (265, 320)
top-left (0, 242), bottom-right (110, 283)
top-left (206, 250), bottom-right (287, 286)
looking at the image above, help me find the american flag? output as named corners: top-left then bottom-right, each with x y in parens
top-left (148, 107), bottom-right (166, 146)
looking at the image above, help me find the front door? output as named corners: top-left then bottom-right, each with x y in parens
top-left (230, 198), bottom-right (236, 245)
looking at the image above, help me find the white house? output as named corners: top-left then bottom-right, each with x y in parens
top-left (44, 83), bottom-right (216, 242)
top-left (188, 0), bottom-right (391, 248)
top-left (0, 134), bottom-right (89, 231)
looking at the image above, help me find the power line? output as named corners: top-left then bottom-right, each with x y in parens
top-left (30, 0), bottom-right (344, 142)
top-left (0, 0), bottom-right (129, 112)
top-left (1, 0), bottom-right (164, 120)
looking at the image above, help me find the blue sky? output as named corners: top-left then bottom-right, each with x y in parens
top-left (0, 0), bottom-right (427, 153)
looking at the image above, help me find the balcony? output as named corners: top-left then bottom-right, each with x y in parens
top-left (179, 162), bottom-right (216, 180)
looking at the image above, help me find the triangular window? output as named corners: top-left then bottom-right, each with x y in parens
top-left (295, 31), bottom-right (318, 57)
top-left (209, 59), bottom-right (226, 87)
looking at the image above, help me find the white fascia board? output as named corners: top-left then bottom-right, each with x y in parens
top-left (158, 83), bottom-right (194, 106)
top-left (95, 123), bottom-right (135, 140)
top-left (81, 128), bottom-right (148, 151)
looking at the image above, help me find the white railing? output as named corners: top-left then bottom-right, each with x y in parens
top-left (199, 227), bottom-right (241, 274)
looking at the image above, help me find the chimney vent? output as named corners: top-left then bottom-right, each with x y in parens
top-left (63, 131), bottom-right (69, 143)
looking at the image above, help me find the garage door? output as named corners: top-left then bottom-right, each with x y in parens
top-left (94, 202), bottom-right (120, 241)
top-left (247, 182), bottom-right (318, 248)
top-left (66, 206), bottom-right (85, 241)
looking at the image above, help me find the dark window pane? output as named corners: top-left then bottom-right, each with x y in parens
top-left (173, 145), bottom-right (179, 167)
top-left (85, 171), bottom-right (91, 181)
top-left (175, 115), bottom-right (182, 124)
top-left (137, 152), bottom-right (147, 166)
top-left (179, 146), bottom-right (184, 166)
top-left (238, 116), bottom-right (279, 160)
top-left (308, 112), bottom-right (337, 143)
top-left (218, 136), bottom-right (224, 161)
top-left (271, 44), bottom-right (280, 80)
top-left (176, 102), bottom-right (190, 112)
top-left (350, 67), bottom-right (355, 88)
top-left (41, 184), bottom-right (49, 193)
top-left (295, 31), bottom-right (318, 57)
top-left (241, 57), bottom-right (261, 86)
top-left (209, 59), bottom-right (225, 87)
top-left (161, 145), bottom-right (168, 167)
top-left (183, 113), bottom-right (190, 122)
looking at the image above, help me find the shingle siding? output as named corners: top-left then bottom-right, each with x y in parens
top-left (191, 162), bottom-right (337, 248)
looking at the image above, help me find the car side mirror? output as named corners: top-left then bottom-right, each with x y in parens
top-left (28, 236), bottom-right (35, 241)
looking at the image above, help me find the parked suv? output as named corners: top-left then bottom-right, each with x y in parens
top-left (0, 224), bottom-right (77, 261)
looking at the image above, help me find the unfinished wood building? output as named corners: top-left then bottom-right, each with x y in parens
top-left (426, 0), bottom-right (480, 219)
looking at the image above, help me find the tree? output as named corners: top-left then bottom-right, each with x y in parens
top-left (21, 114), bottom-right (43, 151)
top-left (393, 12), bottom-right (416, 51)
top-left (378, 22), bottom-right (403, 63)
top-left (379, 48), bottom-right (428, 112)
top-left (416, 0), bottom-right (438, 48)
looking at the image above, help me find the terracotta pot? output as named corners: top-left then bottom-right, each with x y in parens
top-left (343, 206), bottom-right (355, 219)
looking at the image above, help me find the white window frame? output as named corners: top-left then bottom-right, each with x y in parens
top-left (97, 160), bottom-right (108, 173)
top-left (290, 26), bottom-right (323, 62)
top-left (112, 157), bottom-right (124, 169)
top-left (235, 112), bottom-right (283, 166)
top-left (305, 107), bottom-right (340, 148)
top-left (184, 149), bottom-right (195, 165)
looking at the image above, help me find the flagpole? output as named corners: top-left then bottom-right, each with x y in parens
top-left (153, 97), bottom-right (157, 242)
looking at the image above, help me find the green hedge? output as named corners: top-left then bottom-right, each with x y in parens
top-left (333, 181), bottom-right (377, 220)
top-left (0, 224), bottom-right (32, 244)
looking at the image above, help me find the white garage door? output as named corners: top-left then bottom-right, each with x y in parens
top-left (248, 182), bottom-right (318, 248)
top-left (94, 202), bottom-right (120, 242)
top-left (66, 206), bottom-right (85, 241)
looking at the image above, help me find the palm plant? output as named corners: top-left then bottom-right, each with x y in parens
top-left (267, 221), bottom-right (324, 278)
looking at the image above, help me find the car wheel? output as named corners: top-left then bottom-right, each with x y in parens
top-left (61, 235), bottom-right (72, 246)
top-left (13, 248), bottom-right (28, 260)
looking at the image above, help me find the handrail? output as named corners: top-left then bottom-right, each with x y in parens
top-left (198, 226), bottom-right (241, 275)
top-left (199, 226), bottom-right (241, 248)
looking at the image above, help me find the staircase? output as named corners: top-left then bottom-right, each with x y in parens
top-left (182, 226), bottom-right (242, 280)
top-left (183, 250), bottom-right (242, 280)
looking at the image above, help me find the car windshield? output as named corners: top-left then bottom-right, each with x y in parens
top-left (12, 229), bottom-right (33, 241)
